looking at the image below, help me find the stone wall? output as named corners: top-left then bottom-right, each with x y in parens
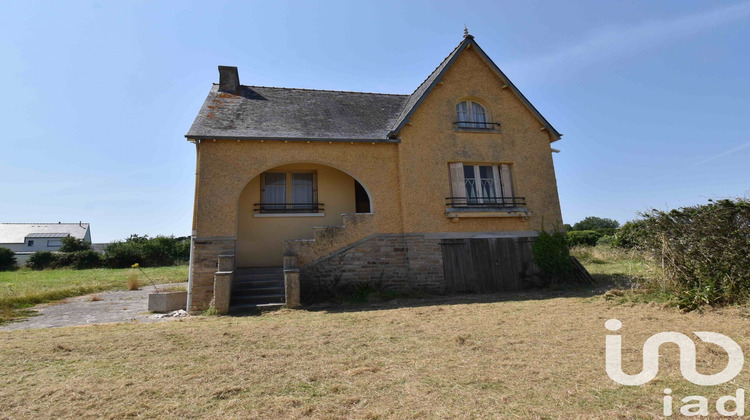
top-left (188, 237), bottom-right (235, 312)
top-left (299, 234), bottom-right (445, 301)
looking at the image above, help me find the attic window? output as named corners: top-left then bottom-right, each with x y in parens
top-left (455, 101), bottom-right (499, 130)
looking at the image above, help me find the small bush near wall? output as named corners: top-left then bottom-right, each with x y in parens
top-left (0, 247), bottom-right (16, 270)
top-left (27, 251), bottom-right (57, 270)
top-left (532, 230), bottom-right (572, 283)
top-left (566, 230), bottom-right (602, 247)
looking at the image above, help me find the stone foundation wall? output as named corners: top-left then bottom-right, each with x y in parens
top-left (299, 234), bottom-right (445, 300)
top-left (188, 237), bottom-right (236, 312)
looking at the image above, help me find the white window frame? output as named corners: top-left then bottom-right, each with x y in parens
top-left (456, 100), bottom-right (488, 128)
top-left (463, 165), bottom-right (501, 204)
top-left (449, 162), bottom-right (515, 207)
top-left (47, 239), bottom-right (62, 248)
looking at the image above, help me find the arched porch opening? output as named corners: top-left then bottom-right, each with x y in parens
top-left (236, 162), bottom-right (372, 268)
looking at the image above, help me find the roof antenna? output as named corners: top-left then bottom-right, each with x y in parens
top-left (463, 25), bottom-right (469, 38)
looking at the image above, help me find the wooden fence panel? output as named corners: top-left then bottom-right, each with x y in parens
top-left (441, 237), bottom-right (536, 293)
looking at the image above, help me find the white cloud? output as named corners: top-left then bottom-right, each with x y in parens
top-left (506, 2), bottom-right (750, 79)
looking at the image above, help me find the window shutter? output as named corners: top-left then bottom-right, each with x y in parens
top-left (449, 162), bottom-right (466, 205)
top-left (500, 164), bottom-right (514, 205)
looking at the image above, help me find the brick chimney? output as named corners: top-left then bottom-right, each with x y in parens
top-left (218, 66), bottom-right (240, 92)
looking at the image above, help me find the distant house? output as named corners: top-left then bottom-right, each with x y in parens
top-left (0, 223), bottom-right (92, 265)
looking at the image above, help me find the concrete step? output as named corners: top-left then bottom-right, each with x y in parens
top-left (232, 285), bottom-right (285, 294)
top-left (230, 294), bottom-right (285, 305)
top-left (236, 267), bottom-right (283, 275)
top-left (234, 273), bottom-right (283, 282)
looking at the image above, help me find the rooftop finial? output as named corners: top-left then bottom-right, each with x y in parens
top-left (464, 25), bottom-right (469, 38)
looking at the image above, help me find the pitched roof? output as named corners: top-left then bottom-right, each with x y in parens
top-left (0, 223), bottom-right (90, 244)
top-left (186, 86), bottom-right (408, 142)
top-left (186, 36), bottom-right (561, 143)
top-left (389, 35), bottom-right (561, 140)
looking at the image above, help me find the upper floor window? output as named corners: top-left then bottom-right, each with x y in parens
top-left (456, 100), bottom-right (488, 128)
top-left (47, 239), bottom-right (62, 248)
top-left (27, 240), bottom-right (34, 247)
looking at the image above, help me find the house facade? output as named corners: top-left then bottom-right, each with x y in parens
top-left (0, 222), bottom-right (92, 265)
top-left (185, 33), bottom-right (563, 312)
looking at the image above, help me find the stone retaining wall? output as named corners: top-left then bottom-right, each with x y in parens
top-left (188, 237), bottom-right (236, 311)
top-left (299, 234), bottom-right (445, 300)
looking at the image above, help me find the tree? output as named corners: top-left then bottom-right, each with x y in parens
top-left (572, 216), bottom-right (620, 231)
top-left (60, 236), bottom-right (90, 252)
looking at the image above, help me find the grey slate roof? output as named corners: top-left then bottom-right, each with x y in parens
top-left (186, 36), bottom-right (561, 142)
top-left (186, 86), bottom-right (408, 141)
top-left (0, 223), bottom-right (90, 244)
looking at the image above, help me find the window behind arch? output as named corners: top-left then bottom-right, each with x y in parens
top-left (456, 100), bottom-right (487, 128)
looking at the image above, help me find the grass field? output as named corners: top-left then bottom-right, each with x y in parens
top-left (1, 248), bottom-right (748, 418)
top-left (0, 266), bottom-right (188, 323)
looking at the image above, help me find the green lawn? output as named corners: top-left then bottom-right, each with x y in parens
top-left (0, 265), bottom-right (188, 323)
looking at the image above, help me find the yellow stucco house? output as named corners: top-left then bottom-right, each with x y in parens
top-left (185, 33), bottom-right (563, 312)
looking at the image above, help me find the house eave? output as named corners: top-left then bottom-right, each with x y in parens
top-left (184, 135), bottom-right (400, 144)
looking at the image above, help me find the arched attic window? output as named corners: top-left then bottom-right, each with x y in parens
top-left (456, 100), bottom-right (489, 128)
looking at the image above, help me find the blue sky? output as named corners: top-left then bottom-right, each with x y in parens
top-left (1, 0), bottom-right (749, 242)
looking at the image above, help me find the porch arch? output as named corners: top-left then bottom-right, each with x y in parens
top-left (235, 162), bottom-right (373, 267)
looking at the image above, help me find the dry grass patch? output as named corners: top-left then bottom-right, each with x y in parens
top-left (1, 292), bottom-right (749, 418)
top-left (126, 273), bottom-right (140, 290)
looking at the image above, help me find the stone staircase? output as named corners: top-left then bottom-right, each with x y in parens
top-left (229, 267), bottom-right (285, 310)
top-left (283, 213), bottom-right (376, 267)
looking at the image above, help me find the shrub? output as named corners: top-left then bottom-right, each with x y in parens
top-left (596, 235), bottom-right (615, 247)
top-left (59, 236), bottom-right (90, 252)
top-left (612, 219), bottom-right (649, 249)
top-left (637, 198), bottom-right (750, 311)
top-left (141, 236), bottom-right (180, 267)
top-left (103, 235), bottom-right (189, 268)
top-left (572, 216), bottom-right (620, 231)
top-left (174, 237), bottom-right (190, 262)
top-left (566, 230), bottom-right (602, 247)
top-left (27, 251), bottom-right (57, 270)
top-left (70, 250), bottom-right (102, 269)
top-left (52, 250), bottom-right (102, 269)
top-left (532, 230), bottom-right (572, 283)
top-left (104, 241), bottom-right (144, 268)
top-left (0, 247), bottom-right (16, 270)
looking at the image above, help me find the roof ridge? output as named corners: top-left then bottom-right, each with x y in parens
top-left (212, 83), bottom-right (409, 97)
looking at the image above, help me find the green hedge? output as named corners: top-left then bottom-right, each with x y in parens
top-left (636, 198), bottom-right (750, 310)
top-left (104, 235), bottom-right (190, 268)
top-left (27, 251), bottom-right (57, 270)
top-left (566, 230), bottom-right (602, 247)
top-left (26, 235), bottom-right (190, 270)
top-left (0, 247), bottom-right (16, 270)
